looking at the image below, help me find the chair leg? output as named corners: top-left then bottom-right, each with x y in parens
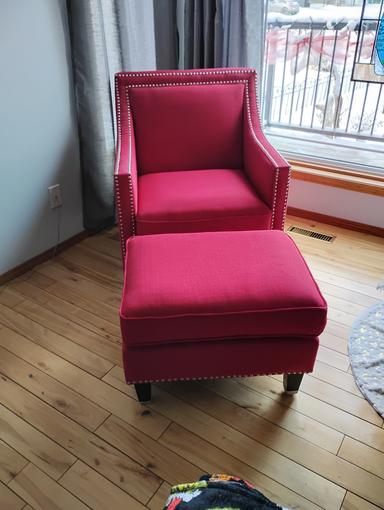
top-left (283, 373), bottom-right (304, 394)
top-left (134, 383), bottom-right (151, 403)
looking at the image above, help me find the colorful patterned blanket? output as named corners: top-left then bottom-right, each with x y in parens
top-left (163, 474), bottom-right (288, 510)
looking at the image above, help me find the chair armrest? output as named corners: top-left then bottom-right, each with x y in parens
top-left (114, 113), bottom-right (138, 260)
top-left (243, 118), bottom-right (291, 230)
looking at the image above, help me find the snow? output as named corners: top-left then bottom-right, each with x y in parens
top-left (267, 5), bottom-right (380, 28)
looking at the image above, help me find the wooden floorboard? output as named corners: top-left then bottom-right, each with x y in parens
top-left (0, 217), bottom-right (383, 509)
top-left (0, 481), bottom-right (25, 510)
top-left (9, 463), bottom-right (90, 510)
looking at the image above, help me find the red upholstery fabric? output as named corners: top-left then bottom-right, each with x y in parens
top-left (120, 230), bottom-right (327, 347)
top-left (122, 336), bottom-right (319, 384)
top-left (130, 84), bottom-right (244, 173)
top-left (114, 68), bottom-right (291, 258)
top-left (136, 169), bottom-right (272, 235)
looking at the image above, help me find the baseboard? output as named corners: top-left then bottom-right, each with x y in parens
top-left (0, 231), bottom-right (88, 286)
top-left (287, 207), bottom-right (384, 238)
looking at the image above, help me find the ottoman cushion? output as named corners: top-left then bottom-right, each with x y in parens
top-left (120, 230), bottom-right (327, 347)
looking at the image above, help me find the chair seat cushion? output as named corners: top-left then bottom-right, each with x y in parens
top-left (120, 230), bottom-right (327, 347)
top-left (136, 169), bottom-right (272, 234)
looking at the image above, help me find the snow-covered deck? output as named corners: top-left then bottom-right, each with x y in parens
top-left (263, 4), bottom-right (384, 170)
top-left (267, 5), bottom-right (377, 27)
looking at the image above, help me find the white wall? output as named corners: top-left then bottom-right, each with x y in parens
top-left (288, 179), bottom-right (384, 229)
top-left (0, 0), bottom-right (83, 275)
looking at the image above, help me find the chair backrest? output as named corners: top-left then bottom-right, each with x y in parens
top-left (115, 68), bottom-right (258, 174)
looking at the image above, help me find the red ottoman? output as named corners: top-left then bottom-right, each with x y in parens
top-left (120, 230), bottom-right (327, 402)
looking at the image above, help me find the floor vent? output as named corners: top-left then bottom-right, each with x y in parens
top-left (288, 226), bottom-right (335, 243)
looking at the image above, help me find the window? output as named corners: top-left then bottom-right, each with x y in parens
top-left (262, 0), bottom-right (384, 175)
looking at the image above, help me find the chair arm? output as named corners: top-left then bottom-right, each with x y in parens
top-left (243, 123), bottom-right (291, 230)
top-left (114, 124), bottom-right (138, 261)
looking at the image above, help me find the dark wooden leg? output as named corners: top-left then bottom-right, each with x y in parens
top-left (283, 373), bottom-right (304, 394)
top-left (134, 383), bottom-right (151, 403)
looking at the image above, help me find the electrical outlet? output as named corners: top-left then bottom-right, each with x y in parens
top-left (48, 184), bottom-right (63, 209)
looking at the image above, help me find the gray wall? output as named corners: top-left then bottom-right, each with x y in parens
top-left (0, 0), bottom-right (83, 275)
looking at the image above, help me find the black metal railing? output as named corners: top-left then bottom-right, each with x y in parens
top-left (262, 17), bottom-right (384, 141)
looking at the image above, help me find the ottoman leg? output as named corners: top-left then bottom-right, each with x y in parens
top-left (134, 383), bottom-right (151, 403)
top-left (283, 373), bottom-right (304, 394)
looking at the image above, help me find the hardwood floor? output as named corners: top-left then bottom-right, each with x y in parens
top-left (0, 215), bottom-right (383, 510)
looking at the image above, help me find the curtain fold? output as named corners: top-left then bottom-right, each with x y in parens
top-left (177, 0), bottom-right (266, 75)
top-left (67, 0), bottom-right (265, 230)
top-left (183, 0), bottom-right (216, 68)
top-left (67, 0), bottom-right (156, 229)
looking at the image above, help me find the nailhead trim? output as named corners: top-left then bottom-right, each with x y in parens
top-left (114, 174), bottom-right (129, 258)
top-left (114, 80), bottom-right (127, 257)
top-left (115, 77), bottom-right (122, 174)
top-left (115, 80), bottom-right (137, 258)
top-left (128, 175), bottom-right (136, 237)
top-left (281, 167), bottom-right (291, 230)
top-left (271, 168), bottom-right (280, 230)
top-left (125, 87), bottom-right (133, 174)
top-left (125, 87), bottom-right (136, 237)
top-left (127, 79), bottom-right (247, 88)
top-left (117, 69), bottom-right (255, 78)
top-left (126, 370), bottom-right (307, 385)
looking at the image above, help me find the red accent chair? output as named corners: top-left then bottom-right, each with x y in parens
top-left (114, 68), bottom-right (326, 403)
top-left (120, 230), bottom-right (327, 402)
top-left (114, 68), bottom-right (291, 259)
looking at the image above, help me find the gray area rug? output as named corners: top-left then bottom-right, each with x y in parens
top-left (349, 300), bottom-right (384, 419)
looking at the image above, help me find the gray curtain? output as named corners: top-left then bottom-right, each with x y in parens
top-left (176, 0), bottom-right (266, 75)
top-left (67, 0), bottom-right (156, 229)
top-left (67, 0), bottom-right (265, 230)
